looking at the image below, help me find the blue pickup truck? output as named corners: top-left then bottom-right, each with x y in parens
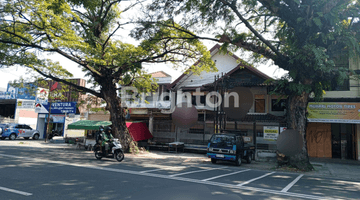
top-left (207, 132), bottom-right (255, 166)
top-left (1, 123), bottom-right (40, 140)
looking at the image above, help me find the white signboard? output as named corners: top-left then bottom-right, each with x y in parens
top-left (35, 88), bottom-right (48, 104)
top-left (35, 103), bottom-right (48, 113)
top-left (263, 126), bottom-right (279, 141)
top-left (17, 100), bottom-right (35, 109)
top-left (280, 127), bottom-right (287, 133)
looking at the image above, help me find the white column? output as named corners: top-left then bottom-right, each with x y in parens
top-left (149, 111), bottom-right (153, 135)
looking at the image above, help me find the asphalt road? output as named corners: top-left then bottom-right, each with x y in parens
top-left (0, 146), bottom-right (359, 200)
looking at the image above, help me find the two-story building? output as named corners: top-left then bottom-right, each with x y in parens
top-left (150, 44), bottom-right (287, 159)
top-left (306, 55), bottom-right (360, 161)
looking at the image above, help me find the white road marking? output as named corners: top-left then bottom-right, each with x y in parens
top-left (0, 154), bottom-right (340, 200)
top-left (169, 167), bottom-right (227, 177)
top-left (202, 169), bottom-right (251, 181)
top-left (237, 172), bottom-right (275, 186)
top-left (281, 174), bottom-right (304, 192)
top-left (0, 186), bottom-right (32, 196)
top-left (139, 166), bottom-right (185, 173)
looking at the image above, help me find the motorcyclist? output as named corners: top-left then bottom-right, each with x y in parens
top-left (102, 126), bottom-right (114, 152)
top-left (96, 125), bottom-right (105, 153)
top-left (104, 126), bottom-right (114, 143)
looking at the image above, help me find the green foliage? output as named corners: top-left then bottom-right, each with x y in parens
top-left (1, 0), bottom-right (215, 101)
top-left (146, 0), bottom-right (360, 100)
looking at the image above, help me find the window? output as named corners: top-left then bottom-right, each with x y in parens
top-left (329, 78), bottom-right (350, 91)
top-left (15, 125), bottom-right (23, 129)
top-left (163, 89), bottom-right (170, 101)
top-left (255, 99), bottom-right (265, 113)
top-left (24, 125), bottom-right (32, 130)
top-left (271, 99), bottom-right (287, 111)
top-left (191, 96), bottom-right (206, 106)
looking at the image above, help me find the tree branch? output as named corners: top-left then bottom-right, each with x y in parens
top-left (31, 66), bottom-right (102, 98)
top-left (219, 0), bottom-right (283, 59)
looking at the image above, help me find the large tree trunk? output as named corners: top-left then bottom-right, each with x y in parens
top-left (285, 92), bottom-right (314, 171)
top-left (101, 80), bottom-right (133, 152)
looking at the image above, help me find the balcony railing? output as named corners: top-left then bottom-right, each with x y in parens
top-left (124, 100), bottom-right (171, 109)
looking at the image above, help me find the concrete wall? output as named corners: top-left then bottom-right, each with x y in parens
top-left (15, 108), bottom-right (37, 129)
top-left (88, 113), bottom-right (110, 121)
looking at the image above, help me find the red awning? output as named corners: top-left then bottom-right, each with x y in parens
top-left (126, 122), bottom-right (153, 142)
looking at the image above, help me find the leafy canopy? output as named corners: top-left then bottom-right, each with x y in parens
top-left (0, 0), bottom-right (216, 99)
top-left (146, 0), bottom-right (360, 100)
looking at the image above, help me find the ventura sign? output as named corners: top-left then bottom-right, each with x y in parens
top-left (43, 102), bottom-right (77, 114)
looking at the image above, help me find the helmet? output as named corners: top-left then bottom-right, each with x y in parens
top-left (99, 125), bottom-right (104, 131)
top-left (105, 126), bottom-right (112, 133)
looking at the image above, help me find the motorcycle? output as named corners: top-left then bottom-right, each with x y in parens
top-left (48, 130), bottom-right (61, 140)
top-left (93, 138), bottom-right (124, 162)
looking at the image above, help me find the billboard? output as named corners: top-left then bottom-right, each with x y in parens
top-left (7, 83), bottom-right (36, 100)
top-left (0, 91), bottom-right (16, 99)
top-left (307, 102), bottom-right (360, 124)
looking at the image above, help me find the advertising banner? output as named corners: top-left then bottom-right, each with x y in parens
top-left (307, 102), bottom-right (360, 124)
top-left (17, 100), bottom-right (35, 109)
top-left (263, 126), bottom-right (279, 141)
top-left (45, 114), bottom-right (65, 123)
top-left (130, 108), bottom-right (148, 115)
top-left (7, 83), bottom-right (36, 100)
top-left (35, 88), bottom-right (49, 104)
top-left (0, 91), bottom-right (16, 99)
top-left (16, 86), bottom-right (36, 100)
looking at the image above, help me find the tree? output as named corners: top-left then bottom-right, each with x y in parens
top-left (144, 0), bottom-right (360, 170)
top-left (0, 0), bottom-right (216, 150)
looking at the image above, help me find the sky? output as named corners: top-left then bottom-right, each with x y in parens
top-left (0, 44), bottom-right (287, 91)
top-left (0, 42), bottom-right (288, 91)
top-left (0, 43), bottom-right (286, 91)
top-left (0, 2), bottom-right (288, 91)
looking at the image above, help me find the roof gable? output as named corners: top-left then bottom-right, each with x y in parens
top-left (169, 44), bottom-right (272, 90)
top-left (150, 71), bottom-right (171, 78)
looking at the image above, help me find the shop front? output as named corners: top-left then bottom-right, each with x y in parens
top-left (37, 102), bottom-right (77, 139)
top-left (306, 102), bottom-right (359, 160)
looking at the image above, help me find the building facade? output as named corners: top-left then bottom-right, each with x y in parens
top-left (0, 79), bottom-right (91, 139)
top-left (306, 56), bottom-right (360, 161)
top-left (149, 44), bottom-right (287, 160)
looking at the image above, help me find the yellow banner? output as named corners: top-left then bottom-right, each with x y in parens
top-left (307, 102), bottom-right (360, 123)
top-left (263, 126), bottom-right (279, 141)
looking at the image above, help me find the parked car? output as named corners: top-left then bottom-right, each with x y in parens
top-left (0, 123), bottom-right (7, 135)
top-left (1, 123), bottom-right (40, 140)
top-left (207, 132), bottom-right (255, 166)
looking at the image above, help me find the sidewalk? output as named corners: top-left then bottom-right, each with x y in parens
top-left (2, 140), bottom-right (360, 181)
top-left (0, 140), bottom-right (78, 150)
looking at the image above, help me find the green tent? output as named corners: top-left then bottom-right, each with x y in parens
top-left (67, 120), bottom-right (112, 130)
